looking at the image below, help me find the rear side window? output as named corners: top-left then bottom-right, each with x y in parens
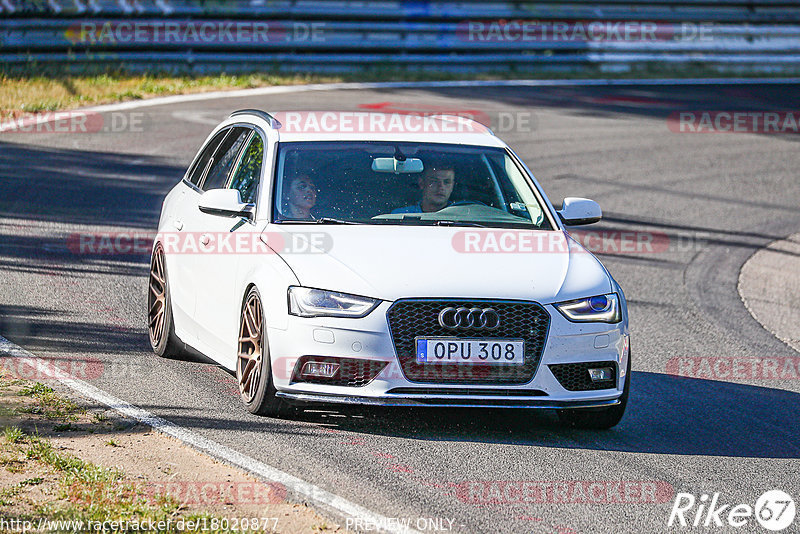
top-left (201, 127), bottom-right (250, 191)
top-left (186, 129), bottom-right (227, 186)
top-left (229, 133), bottom-right (264, 204)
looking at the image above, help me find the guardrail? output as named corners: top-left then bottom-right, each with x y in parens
top-left (2, 1), bottom-right (799, 74)
top-left (3, 0), bottom-right (800, 21)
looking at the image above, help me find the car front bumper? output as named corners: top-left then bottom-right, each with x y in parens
top-left (276, 391), bottom-right (622, 409)
top-left (267, 300), bottom-right (629, 409)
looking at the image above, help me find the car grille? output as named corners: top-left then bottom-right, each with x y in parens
top-left (549, 361), bottom-right (618, 391)
top-left (291, 356), bottom-right (388, 387)
top-left (386, 299), bottom-right (550, 384)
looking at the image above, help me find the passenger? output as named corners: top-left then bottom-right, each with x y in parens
top-left (283, 174), bottom-right (317, 219)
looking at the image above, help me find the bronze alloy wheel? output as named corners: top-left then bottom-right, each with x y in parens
top-left (147, 243), bottom-right (181, 357)
top-left (148, 245), bottom-right (168, 348)
top-left (236, 287), bottom-right (293, 417)
top-left (237, 290), bottom-right (264, 404)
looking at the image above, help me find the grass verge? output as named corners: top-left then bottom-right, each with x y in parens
top-left (0, 72), bottom-right (342, 119)
top-left (0, 372), bottom-right (291, 533)
top-left (1, 425), bottom-right (251, 532)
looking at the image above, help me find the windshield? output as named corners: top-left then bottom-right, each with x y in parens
top-left (272, 141), bottom-right (553, 229)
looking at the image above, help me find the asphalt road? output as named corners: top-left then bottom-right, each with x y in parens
top-left (2, 81), bottom-right (800, 534)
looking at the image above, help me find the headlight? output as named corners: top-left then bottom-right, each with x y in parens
top-left (288, 287), bottom-right (380, 318)
top-left (555, 293), bottom-right (621, 323)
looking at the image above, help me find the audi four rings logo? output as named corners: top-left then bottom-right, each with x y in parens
top-left (438, 307), bottom-right (501, 330)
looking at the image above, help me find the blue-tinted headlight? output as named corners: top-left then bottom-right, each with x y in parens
top-left (555, 293), bottom-right (621, 323)
top-left (589, 295), bottom-right (609, 312)
top-left (288, 287), bottom-right (380, 318)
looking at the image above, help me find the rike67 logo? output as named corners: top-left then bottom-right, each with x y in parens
top-left (668, 490), bottom-right (796, 531)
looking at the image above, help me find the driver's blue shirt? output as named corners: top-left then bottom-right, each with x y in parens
top-left (391, 204), bottom-right (423, 214)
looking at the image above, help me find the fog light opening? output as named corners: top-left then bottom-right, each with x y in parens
top-left (588, 367), bottom-right (614, 383)
top-left (301, 361), bottom-right (340, 379)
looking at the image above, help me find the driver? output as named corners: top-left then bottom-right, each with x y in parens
top-left (392, 165), bottom-right (455, 213)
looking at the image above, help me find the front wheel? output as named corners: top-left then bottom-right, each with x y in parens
top-left (237, 287), bottom-right (295, 417)
top-left (557, 349), bottom-right (631, 430)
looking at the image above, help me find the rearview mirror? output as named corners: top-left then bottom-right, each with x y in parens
top-left (198, 189), bottom-right (254, 219)
top-left (372, 157), bottom-right (424, 174)
top-left (557, 197), bottom-right (602, 225)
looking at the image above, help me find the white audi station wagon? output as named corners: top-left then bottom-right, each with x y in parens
top-left (148, 109), bottom-right (630, 428)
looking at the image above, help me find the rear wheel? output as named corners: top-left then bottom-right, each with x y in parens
top-left (148, 243), bottom-right (183, 357)
top-left (237, 287), bottom-right (295, 417)
top-left (557, 349), bottom-right (631, 430)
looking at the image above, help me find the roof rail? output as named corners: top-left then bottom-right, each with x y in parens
top-left (229, 109), bottom-right (282, 129)
top-left (429, 113), bottom-right (494, 136)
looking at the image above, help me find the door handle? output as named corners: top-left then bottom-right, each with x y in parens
top-left (173, 219), bottom-right (184, 230)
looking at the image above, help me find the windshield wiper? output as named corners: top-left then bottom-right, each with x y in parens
top-left (279, 217), bottom-right (361, 225)
top-left (315, 217), bottom-right (362, 225)
top-left (377, 217), bottom-right (487, 227)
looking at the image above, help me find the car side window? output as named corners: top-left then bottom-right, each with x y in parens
top-left (186, 129), bottom-right (228, 186)
top-left (228, 132), bottom-right (264, 204)
top-left (201, 127), bottom-right (250, 191)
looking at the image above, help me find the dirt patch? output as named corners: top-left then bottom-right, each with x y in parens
top-left (0, 374), bottom-right (341, 533)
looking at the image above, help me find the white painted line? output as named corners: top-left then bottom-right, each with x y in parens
top-left (0, 334), bottom-right (421, 534)
top-left (2, 77), bottom-right (799, 131)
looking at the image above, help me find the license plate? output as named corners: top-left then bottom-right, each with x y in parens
top-left (416, 338), bottom-right (525, 365)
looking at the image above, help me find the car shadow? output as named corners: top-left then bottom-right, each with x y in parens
top-left (0, 304), bottom-right (151, 355)
top-left (278, 370), bottom-right (800, 459)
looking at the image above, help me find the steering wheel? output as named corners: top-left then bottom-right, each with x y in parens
top-left (450, 200), bottom-right (488, 207)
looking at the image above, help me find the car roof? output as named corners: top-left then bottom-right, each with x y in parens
top-left (225, 110), bottom-right (508, 148)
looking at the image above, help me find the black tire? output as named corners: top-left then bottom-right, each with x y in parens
top-left (147, 243), bottom-right (184, 358)
top-left (236, 286), bottom-right (296, 418)
top-left (557, 349), bottom-right (631, 430)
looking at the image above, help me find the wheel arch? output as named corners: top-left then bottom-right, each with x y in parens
top-left (236, 256), bottom-right (299, 333)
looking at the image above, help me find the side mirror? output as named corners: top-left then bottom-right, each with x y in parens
top-left (198, 189), bottom-right (254, 219)
top-left (557, 197), bottom-right (602, 225)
